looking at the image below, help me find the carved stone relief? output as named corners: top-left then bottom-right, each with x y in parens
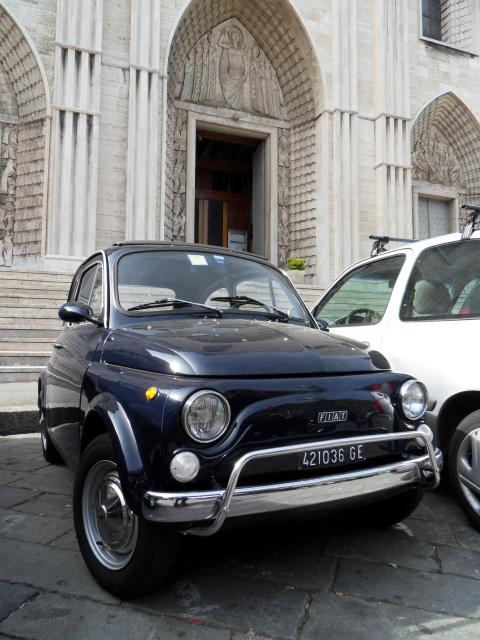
top-left (174, 18), bottom-right (286, 120)
top-left (171, 109), bottom-right (187, 241)
top-left (277, 128), bottom-right (290, 267)
top-left (412, 131), bottom-right (464, 187)
top-left (0, 123), bottom-right (17, 267)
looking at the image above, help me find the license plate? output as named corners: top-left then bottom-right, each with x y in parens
top-left (298, 444), bottom-right (366, 469)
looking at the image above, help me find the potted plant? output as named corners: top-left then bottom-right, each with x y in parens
top-left (286, 257), bottom-right (306, 284)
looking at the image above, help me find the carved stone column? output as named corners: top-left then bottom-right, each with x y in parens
top-left (47, 0), bottom-right (103, 258)
top-left (125, 0), bottom-right (161, 241)
top-left (374, 0), bottom-right (412, 237)
top-left (0, 124), bottom-right (17, 267)
top-left (331, 0), bottom-right (359, 274)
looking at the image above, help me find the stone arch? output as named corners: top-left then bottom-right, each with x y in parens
top-left (0, 2), bottom-right (50, 265)
top-left (165, 0), bottom-right (324, 267)
top-left (411, 92), bottom-right (480, 209)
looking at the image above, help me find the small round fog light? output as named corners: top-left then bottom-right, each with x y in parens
top-left (416, 423), bottom-right (434, 446)
top-left (170, 451), bottom-right (200, 483)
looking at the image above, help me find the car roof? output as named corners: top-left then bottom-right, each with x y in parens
top-left (105, 241), bottom-right (270, 263)
top-left (368, 230), bottom-right (480, 260)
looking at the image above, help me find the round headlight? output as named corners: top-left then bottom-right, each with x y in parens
top-left (399, 379), bottom-right (428, 420)
top-left (182, 390), bottom-right (231, 443)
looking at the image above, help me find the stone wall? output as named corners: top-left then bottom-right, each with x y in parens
top-left (2, 0), bottom-right (480, 281)
top-left (96, 0), bottom-right (131, 249)
top-left (0, 2), bottom-right (48, 265)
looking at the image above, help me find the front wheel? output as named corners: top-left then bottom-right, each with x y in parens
top-left (449, 410), bottom-right (480, 532)
top-left (73, 434), bottom-right (179, 598)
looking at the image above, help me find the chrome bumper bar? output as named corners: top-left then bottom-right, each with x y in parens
top-left (142, 431), bottom-right (442, 536)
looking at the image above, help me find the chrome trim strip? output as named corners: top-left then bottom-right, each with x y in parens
top-left (142, 431), bottom-right (441, 536)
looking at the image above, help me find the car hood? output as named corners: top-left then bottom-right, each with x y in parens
top-left (101, 319), bottom-right (383, 377)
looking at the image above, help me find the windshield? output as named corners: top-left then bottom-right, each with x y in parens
top-left (314, 254), bottom-right (406, 326)
top-left (116, 250), bottom-right (310, 325)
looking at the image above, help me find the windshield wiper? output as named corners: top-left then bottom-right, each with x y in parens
top-left (128, 298), bottom-right (222, 317)
top-left (211, 295), bottom-right (289, 322)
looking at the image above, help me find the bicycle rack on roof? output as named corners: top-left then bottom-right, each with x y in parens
top-left (461, 204), bottom-right (480, 239)
top-left (369, 235), bottom-right (417, 257)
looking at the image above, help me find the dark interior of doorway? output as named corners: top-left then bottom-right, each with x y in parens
top-left (195, 130), bottom-right (260, 252)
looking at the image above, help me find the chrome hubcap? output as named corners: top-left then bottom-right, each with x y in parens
top-left (82, 460), bottom-right (138, 570)
top-left (457, 427), bottom-right (480, 515)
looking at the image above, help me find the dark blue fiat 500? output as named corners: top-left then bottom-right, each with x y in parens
top-left (39, 243), bottom-right (442, 597)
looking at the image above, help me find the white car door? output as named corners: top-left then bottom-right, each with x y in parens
top-left (375, 239), bottom-right (480, 412)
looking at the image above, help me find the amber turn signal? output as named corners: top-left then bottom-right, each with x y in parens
top-left (145, 386), bottom-right (158, 401)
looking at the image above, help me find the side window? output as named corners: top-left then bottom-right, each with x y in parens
top-left (90, 266), bottom-right (103, 318)
top-left (76, 265), bottom-right (97, 306)
top-left (401, 240), bottom-right (480, 321)
top-left (75, 263), bottom-right (103, 319)
top-left (314, 255), bottom-right (406, 327)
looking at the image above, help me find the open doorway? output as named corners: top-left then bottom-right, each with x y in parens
top-left (195, 129), bottom-right (266, 255)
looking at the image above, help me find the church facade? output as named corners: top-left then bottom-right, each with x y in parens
top-left (1, 0), bottom-right (480, 286)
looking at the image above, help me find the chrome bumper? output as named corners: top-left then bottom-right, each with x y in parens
top-left (142, 431), bottom-right (442, 536)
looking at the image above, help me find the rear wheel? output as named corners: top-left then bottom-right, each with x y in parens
top-left (73, 434), bottom-right (179, 597)
top-left (355, 487), bottom-right (423, 528)
top-left (449, 410), bottom-right (480, 532)
top-left (40, 429), bottom-right (63, 464)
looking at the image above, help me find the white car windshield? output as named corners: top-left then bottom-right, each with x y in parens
top-left (116, 250), bottom-right (310, 325)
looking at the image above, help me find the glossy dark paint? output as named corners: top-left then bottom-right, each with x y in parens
top-left (40, 243), bottom-right (424, 522)
top-left (101, 319), bottom-right (380, 377)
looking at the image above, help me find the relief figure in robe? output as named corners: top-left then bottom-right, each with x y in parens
top-left (192, 42), bottom-right (205, 102)
top-left (218, 26), bottom-right (247, 110)
top-left (250, 45), bottom-right (268, 115)
top-left (179, 50), bottom-right (195, 101)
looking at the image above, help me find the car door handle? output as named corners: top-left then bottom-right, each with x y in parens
top-left (53, 343), bottom-right (64, 350)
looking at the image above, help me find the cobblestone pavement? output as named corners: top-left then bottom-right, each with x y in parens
top-left (1, 434), bottom-right (480, 640)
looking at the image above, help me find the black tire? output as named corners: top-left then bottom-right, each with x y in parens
top-left (40, 428), bottom-right (63, 464)
top-left (448, 410), bottom-right (480, 532)
top-left (73, 434), bottom-right (179, 598)
top-left (354, 487), bottom-right (423, 528)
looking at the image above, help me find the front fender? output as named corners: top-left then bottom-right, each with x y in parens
top-left (83, 393), bottom-right (148, 513)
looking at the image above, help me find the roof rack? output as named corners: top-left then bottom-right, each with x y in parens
top-left (369, 235), bottom-right (417, 257)
top-left (460, 204), bottom-right (480, 239)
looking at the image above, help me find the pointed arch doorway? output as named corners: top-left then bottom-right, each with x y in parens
top-left (165, 2), bottom-right (323, 269)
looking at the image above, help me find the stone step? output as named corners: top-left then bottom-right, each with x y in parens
top-left (0, 279), bottom-right (70, 292)
top-left (0, 366), bottom-right (44, 383)
top-left (0, 322), bottom-right (62, 332)
top-left (0, 352), bottom-right (51, 367)
top-left (0, 295), bottom-right (66, 307)
top-left (0, 306), bottom-right (60, 319)
top-left (296, 285), bottom-right (323, 307)
top-left (0, 409), bottom-right (38, 434)
top-left (0, 339), bottom-right (55, 351)
top-left (0, 268), bottom-right (72, 282)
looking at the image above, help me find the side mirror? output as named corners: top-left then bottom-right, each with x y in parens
top-left (58, 302), bottom-right (103, 326)
top-left (314, 317), bottom-right (329, 331)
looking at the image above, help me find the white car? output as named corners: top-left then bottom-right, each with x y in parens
top-left (312, 228), bottom-right (480, 530)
